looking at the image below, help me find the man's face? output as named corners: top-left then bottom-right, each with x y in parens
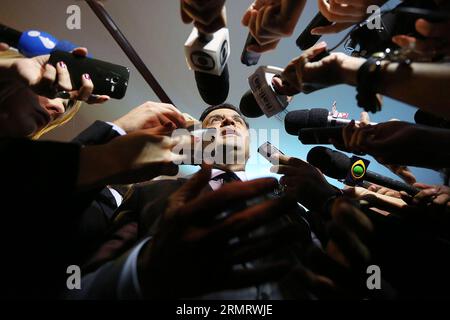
top-left (202, 108), bottom-right (250, 165)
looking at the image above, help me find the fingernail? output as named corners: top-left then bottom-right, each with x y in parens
top-left (311, 28), bottom-right (319, 35)
top-left (58, 61), bottom-right (66, 69)
top-left (83, 74), bottom-right (91, 80)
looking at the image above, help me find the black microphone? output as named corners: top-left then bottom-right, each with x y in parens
top-left (307, 146), bottom-right (419, 195)
top-left (0, 24), bottom-right (21, 48)
top-left (0, 23), bottom-right (80, 57)
top-left (414, 110), bottom-right (450, 129)
top-left (194, 64), bottom-right (229, 106)
top-left (296, 13), bottom-right (332, 50)
top-left (241, 33), bottom-right (262, 66)
top-left (285, 108), bottom-right (377, 135)
top-left (185, 29), bottom-right (230, 105)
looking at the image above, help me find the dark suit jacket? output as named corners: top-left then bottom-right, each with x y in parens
top-left (0, 137), bottom-right (83, 298)
top-left (69, 121), bottom-right (124, 263)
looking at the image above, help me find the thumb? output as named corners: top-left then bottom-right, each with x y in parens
top-left (305, 41), bottom-right (327, 61)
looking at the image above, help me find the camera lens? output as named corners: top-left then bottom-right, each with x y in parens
top-left (111, 76), bottom-right (120, 84)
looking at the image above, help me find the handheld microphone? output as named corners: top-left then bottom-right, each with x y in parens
top-left (241, 33), bottom-right (261, 66)
top-left (240, 65), bottom-right (290, 118)
top-left (184, 27), bottom-right (230, 105)
top-left (285, 108), bottom-right (377, 135)
top-left (0, 24), bottom-right (80, 57)
top-left (296, 13), bottom-right (332, 50)
top-left (307, 146), bottom-right (419, 196)
top-left (414, 110), bottom-right (450, 129)
top-left (239, 52), bottom-right (330, 119)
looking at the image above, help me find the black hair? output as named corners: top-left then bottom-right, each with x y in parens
top-left (199, 103), bottom-right (249, 128)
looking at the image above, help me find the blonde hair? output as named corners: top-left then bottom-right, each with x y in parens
top-left (0, 49), bottom-right (83, 140)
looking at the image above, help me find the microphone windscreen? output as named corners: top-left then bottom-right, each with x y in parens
top-left (239, 89), bottom-right (264, 118)
top-left (55, 40), bottom-right (78, 54)
top-left (0, 24), bottom-right (21, 48)
top-left (285, 110), bottom-right (310, 135)
top-left (285, 108), bottom-right (330, 135)
top-left (195, 64), bottom-right (229, 105)
top-left (308, 108), bottom-right (330, 127)
top-left (414, 110), bottom-right (450, 129)
top-left (307, 146), bottom-right (350, 179)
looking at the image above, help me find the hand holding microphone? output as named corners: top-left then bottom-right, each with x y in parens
top-left (274, 42), bottom-right (364, 96)
top-left (313, 0), bottom-right (387, 35)
top-left (337, 121), bottom-right (450, 168)
top-left (306, 146), bottom-right (420, 196)
top-left (242, 0), bottom-right (306, 53)
top-left (183, 2), bottom-right (230, 105)
top-left (270, 153), bottom-right (339, 212)
top-left (239, 47), bottom-right (332, 119)
top-left (180, 0), bottom-right (226, 34)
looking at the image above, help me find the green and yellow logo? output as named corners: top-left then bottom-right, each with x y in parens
top-left (351, 159), bottom-right (367, 180)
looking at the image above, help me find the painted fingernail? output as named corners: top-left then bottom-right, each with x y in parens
top-left (58, 61), bottom-right (66, 68)
top-left (83, 74), bottom-right (91, 80)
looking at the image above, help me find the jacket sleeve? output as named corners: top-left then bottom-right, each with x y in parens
top-left (71, 120), bottom-right (121, 146)
top-left (0, 138), bottom-right (81, 199)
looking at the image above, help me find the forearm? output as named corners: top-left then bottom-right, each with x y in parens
top-left (414, 126), bottom-right (450, 167)
top-left (342, 60), bottom-right (450, 118)
top-left (380, 62), bottom-right (450, 118)
top-left (77, 144), bottom-right (118, 190)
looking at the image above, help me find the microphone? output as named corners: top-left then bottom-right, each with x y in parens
top-left (285, 108), bottom-right (377, 135)
top-left (296, 13), bottom-right (332, 50)
top-left (414, 110), bottom-right (450, 129)
top-left (241, 33), bottom-right (261, 66)
top-left (239, 52), bottom-right (330, 119)
top-left (240, 65), bottom-right (290, 118)
top-left (307, 146), bottom-right (419, 196)
top-left (184, 27), bottom-right (230, 105)
top-left (0, 24), bottom-right (80, 57)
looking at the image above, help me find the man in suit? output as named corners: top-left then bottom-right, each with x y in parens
top-left (72, 103), bottom-right (344, 299)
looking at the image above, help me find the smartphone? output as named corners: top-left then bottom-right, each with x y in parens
top-left (258, 141), bottom-right (284, 164)
top-left (48, 50), bottom-right (130, 99)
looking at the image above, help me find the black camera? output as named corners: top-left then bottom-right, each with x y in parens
top-left (347, 0), bottom-right (447, 57)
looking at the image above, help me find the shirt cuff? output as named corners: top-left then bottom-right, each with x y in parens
top-left (118, 237), bottom-right (151, 299)
top-left (106, 122), bottom-right (127, 136)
